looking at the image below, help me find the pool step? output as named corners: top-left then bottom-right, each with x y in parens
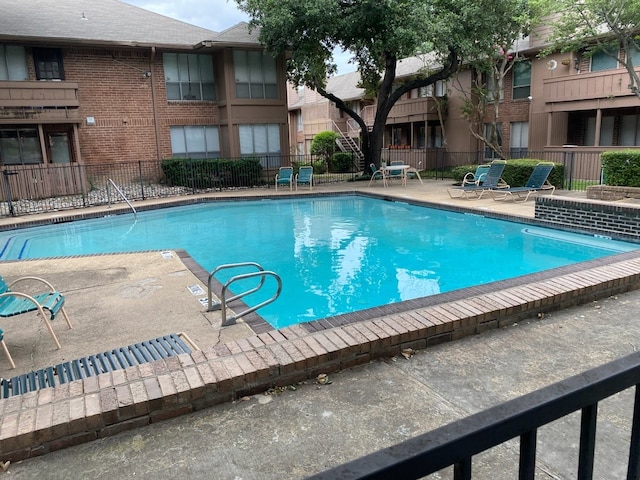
top-left (0, 333), bottom-right (195, 398)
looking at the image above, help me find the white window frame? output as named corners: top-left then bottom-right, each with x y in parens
top-left (512, 61), bottom-right (531, 100)
top-left (163, 53), bottom-right (215, 101)
top-left (170, 126), bottom-right (220, 158)
top-left (233, 50), bottom-right (278, 99)
top-left (239, 124), bottom-right (281, 157)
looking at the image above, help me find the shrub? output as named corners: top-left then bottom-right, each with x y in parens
top-left (161, 157), bottom-right (263, 188)
top-left (331, 152), bottom-right (356, 173)
top-left (310, 131), bottom-right (339, 161)
top-left (601, 150), bottom-right (640, 187)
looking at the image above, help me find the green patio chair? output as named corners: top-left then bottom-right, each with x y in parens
top-left (0, 275), bottom-right (73, 350)
top-left (295, 166), bottom-right (314, 190)
top-left (275, 167), bottom-right (294, 191)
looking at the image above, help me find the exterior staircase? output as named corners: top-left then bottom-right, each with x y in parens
top-left (333, 127), bottom-right (365, 172)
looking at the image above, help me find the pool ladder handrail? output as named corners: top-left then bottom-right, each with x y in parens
top-left (106, 179), bottom-right (137, 217)
top-left (207, 262), bottom-right (282, 326)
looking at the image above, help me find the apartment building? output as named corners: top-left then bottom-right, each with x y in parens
top-left (0, 0), bottom-right (289, 171)
top-left (288, 30), bottom-right (640, 169)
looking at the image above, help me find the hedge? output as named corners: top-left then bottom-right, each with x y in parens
top-left (161, 158), bottom-right (263, 188)
top-left (601, 150), bottom-right (640, 187)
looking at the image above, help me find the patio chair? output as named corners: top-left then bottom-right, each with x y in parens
top-left (491, 162), bottom-right (556, 202)
top-left (0, 327), bottom-right (15, 369)
top-left (447, 160), bottom-right (509, 199)
top-left (368, 163), bottom-right (386, 187)
top-left (462, 164), bottom-right (491, 186)
top-left (406, 161), bottom-right (424, 184)
top-left (275, 166), bottom-right (294, 191)
top-left (295, 166), bottom-right (314, 190)
top-left (0, 275), bottom-right (73, 350)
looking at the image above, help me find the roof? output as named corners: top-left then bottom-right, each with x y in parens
top-left (0, 0), bottom-right (259, 49)
top-left (324, 54), bottom-right (441, 101)
top-left (327, 71), bottom-right (364, 101)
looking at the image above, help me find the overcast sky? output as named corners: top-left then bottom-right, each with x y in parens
top-left (121, 0), bottom-right (355, 74)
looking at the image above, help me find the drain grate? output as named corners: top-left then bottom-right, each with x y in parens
top-left (1, 333), bottom-right (192, 398)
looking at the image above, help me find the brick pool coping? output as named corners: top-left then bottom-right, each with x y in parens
top-left (2, 193), bottom-right (640, 462)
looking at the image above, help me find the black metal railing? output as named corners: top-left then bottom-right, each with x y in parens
top-left (0, 149), bottom-right (604, 217)
top-left (308, 350), bottom-right (640, 480)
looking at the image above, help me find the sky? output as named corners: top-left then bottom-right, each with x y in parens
top-left (121, 0), bottom-right (355, 75)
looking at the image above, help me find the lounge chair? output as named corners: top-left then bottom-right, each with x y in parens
top-left (406, 161), bottom-right (424, 184)
top-left (275, 166), bottom-right (294, 191)
top-left (368, 163), bottom-right (386, 186)
top-left (462, 164), bottom-right (491, 186)
top-left (0, 275), bottom-right (73, 351)
top-left (295, 166), bottom-right (313, 190)
top-left (491, 162), bottom-right (556, 202)
top-left (0, 327), bottom-right (15, 369)
top-left (447, 160), bottom-right (509, 199)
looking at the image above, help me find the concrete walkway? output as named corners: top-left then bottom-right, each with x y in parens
top-left (1, 180), bottom-right (639, 479)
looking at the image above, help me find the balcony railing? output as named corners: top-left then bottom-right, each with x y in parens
top-left (543, 69), bottom-right (640, 104)
top-left (308, 350), bottom-right (640, 479)
top-left (0, 81), bottom-right (80, 123)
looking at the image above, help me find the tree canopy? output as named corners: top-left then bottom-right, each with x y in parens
top-left (546, 0), bottom-right (640, 98)
top-left (236, 0), bottom-right (539, 166)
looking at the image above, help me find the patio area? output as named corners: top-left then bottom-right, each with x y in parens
top-left (2, 178), bottom-right (640, 472)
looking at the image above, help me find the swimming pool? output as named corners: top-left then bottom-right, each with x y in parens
top-left (0, 196), bottom-right (637, 329)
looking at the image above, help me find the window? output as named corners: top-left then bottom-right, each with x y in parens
top-left (486, 75), bottom-right (504, 102)
top-left (628, 46), bottom-right (640, 66)
top-left (620, 114), bottom-right (640, 146)
top-left (418, 80), bottom-right (446, 98)
top-left (0, 129), bottom-right (43, 164)
top-left (510, 122), bottom-right (528, 158)
top-left (296, 112), bottom-right (303, 132)
top-left (239, 124), bottom-right (280, 156)
top-left (170, 126), bottom-right (220, 158)
top-left (484, 123), bottom-right (502, 159)
top-left (233, 50), bottom-right (277, 99)
top-left (0, 45), bottom-right (28, 80)
top-left (33, 48), bottom-right (64, 80)
top-left (512, 61), bottom-right (531, 100)
top-left (163, 53), bottom-right (215, 101)
top-left (591, 49), bottom-right (618, 72)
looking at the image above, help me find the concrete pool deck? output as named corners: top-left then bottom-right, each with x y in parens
top-left (1, 179), bottom-right (640, 477)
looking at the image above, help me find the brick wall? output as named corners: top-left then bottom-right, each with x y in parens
top-left (64, 48), bottom-right (220, 164)
top-left (535, 196), bottom-right (640, 241)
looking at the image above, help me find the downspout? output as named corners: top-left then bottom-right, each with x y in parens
top-left (150, 47), bottom-right (162, 160)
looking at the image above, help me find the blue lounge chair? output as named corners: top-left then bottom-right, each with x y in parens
top-left (447, 160), bottom-right (509, 199)
top-left (462, 164), bottom-right (491, 186)
top-left (368, 163), bottom-right (386, 186)
top-left (491, 162), bottom-right (556, 202)
top-left (295, 166), bottom-right (314, 190)
top-left (0, 275), bottom-right (73, 351)
top-left (275, 166), bottom-right (293, 191)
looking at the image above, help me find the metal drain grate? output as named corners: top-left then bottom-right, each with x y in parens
top-left (1, 333), bottom-right (192, 398)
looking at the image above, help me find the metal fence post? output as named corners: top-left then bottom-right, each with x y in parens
top-left (2, 170), bottom-right (17, 217)
top-left (138, 160), bottom-right (146, 200)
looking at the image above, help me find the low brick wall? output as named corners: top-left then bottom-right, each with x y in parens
top-left (587, 185), bottom-right (640, 201)
top-left (535, 196), bottom-right (640, 242)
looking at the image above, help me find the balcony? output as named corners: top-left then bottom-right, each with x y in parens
top-left (543, 69), bottom-right (640, 111)
top-left (0, 81), bottom-right (80, 123)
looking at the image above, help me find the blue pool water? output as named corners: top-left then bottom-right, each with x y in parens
top-left (0, 196), bottom-right (637, 329)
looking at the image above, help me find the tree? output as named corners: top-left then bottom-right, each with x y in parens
top-left (546, 0), bottom-right (640, 99)
top-left (456, 3), bottom-right (546, 159)
top-left (236, 0), bottom-right (537, 168)
top-left (310, 131), bottom-right (339, 160)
